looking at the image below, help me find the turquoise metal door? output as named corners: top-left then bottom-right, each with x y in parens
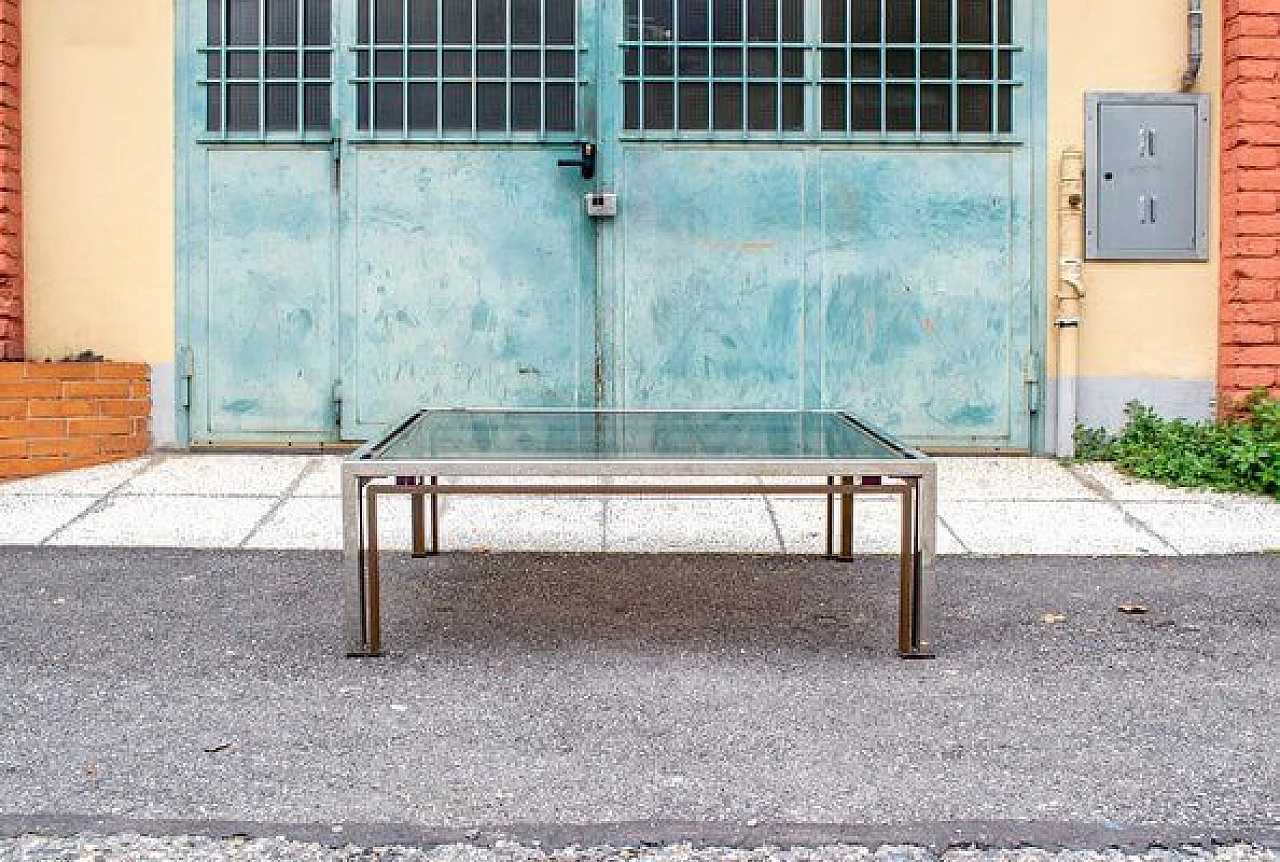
top-left (337, 0), bottom-right (600, 437)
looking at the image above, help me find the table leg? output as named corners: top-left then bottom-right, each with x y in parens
top-left (430, 475), bottom-right (440, 554)
top-left (825, 476), bottom-right (835, 557)
top-left (343, 472), bottom-right (377, 656)
top-left (899, 476), bottom-right (935, 659)
top-left (362, 485), bottom-right (383, 656)
top-left (410, 479), bottom-right (427, 558)
top-left (839, 475), bottom-right (854, 559)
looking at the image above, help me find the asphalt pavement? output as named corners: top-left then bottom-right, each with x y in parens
top-left (0, 547), bottom-right (1276, 849)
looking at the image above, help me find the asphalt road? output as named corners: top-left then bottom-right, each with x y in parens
top-left (0, 548), bottom-right (1276, 849)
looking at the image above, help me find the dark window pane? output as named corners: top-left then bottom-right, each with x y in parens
top-left (920, 49), bottom-right (949, 78)
top-left (442, 81), bottom-right (472, 128)
top-left (712, 81), bottom-right (742, 129)
top-left (644, 81), bottom-right (674, 128)
top-left (408, 81), bottom-right (438, 130)
top-left (626, 0), bottom-right (640, 38)
top-left (713, 0), bottom-right (742, 40)
top-left (850, 48), bottom-right (878, 76)
top-left (228, 52), bottom-right (259, 78)
top-left (205, 84), bottom-right (223, 131)
top-left (781, 83), bottom-right (802, 129)
top-left (477, 0), bottom-right (506, 44)
top-left (920, 0), bottom-right (949, 42)
top-left (227, 82), bottom-right (259, 130)
top-left (442, 0), bottom-right (471, 44)
top-left (920, 82), bottom-right (949, 130)
top-left (885, 0), bottom-right (913, 42)
top-left (958, 49), bottom-right (991, 79)
top-left (679, 47), bottom-right (708, 75)
top-left (477, 50), bottom-right (505, 76)
top-left (997, 83), bottom-right (1012, 132)
top-left (227, 0), bottom-right (260, 46)
top-left (747, 0), bottom-right (776, 41)
top-left (265, 82), bottom-right (298, 130)
top-left (822, 49), bottom-right (845, 77)
top-left (713, 47), bottom-right (742, 75)
top-left (679, 0), bottom-right (709, 40)
top-left (747, 82), bottom-right (776, 130)
top-left (644, 0), bottom-right (674, 40)
top-left (207, 53), bottom-right (223, 77)
top-left (304, 51), bottom-right (331, 77)
top-left (886, 49), bottom-right (913, 78)
top-left (546, 50), bottom-right (576, 76)
top-left (266, 52), bottom-right (299, 78)
top-left (678, 82), bottom-right (709, 129)
top-left (850, 0), bottom-right (878, 42)
top-left (511, 82), bottom-right (539, 129)
top-left (357, 49), bottom-right (371, 76)
top-left (374, 81), bottom-right (404, 130)
top-left (998, 49), bottom-right (1012, 79)
top-left (304, 82), bottom-right (330, 129)
top-left (821, 0), bottom-right (845, 42)
top-left (358, 0), bottom-right (370, 42)
top-left (958, 0), bottom-right (991, 43)
top-left (998, 0), bottom-right (1011, 42)
top-left (265, 0), bottom-right (299, 45)
top-left (304, 0), bottom-right (331, 45)
top-left (409, 50), bottom-right (437, 75)
top-left (207, 0), bottom-right (223, 46)
top-left (546, 0), bottom-right (576, 44)
top-left (849, 82), bottom-right (879, 130)
top-left (886, 83), bottom-right (913, 130)
top-left (409, 0), bottom-right (438, 42)
top-left (376, 0), bottom-right (405, 44)
top-left (512, 0), bottom-right (540, 43)
top-left (747, 48), bottom-right (775, 77)
top-left (376, 49), bottom-right (404, 76)
top-left (644, 46), bottom-right (673, 75)
top-left (443, 50), bottom-right (471, 76)
top-left (781, 0), bottom-right (802, 40)
top-left (545, 82), bottom-right (575, 130)
top-left (513, 50), bottom-right (540, 76)
top-left (477, 82), bottom-right (506, 129)
top-left (958, 83), bottom-right (991, 130)
top-left (821, 83), bottom-right (845, 131)
top-left (624, 81), bottom-right (639, 129)
top-left (781, 48), bottom-right (803, 76)
top-left (357, 81), bottom-right (370, 128)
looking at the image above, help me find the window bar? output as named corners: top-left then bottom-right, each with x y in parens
top-left (989, 0), bottom-right (996, 135)
top-left (673, 0), bottom-right (681, 132)
top-left (540, 0), bottom-right (547, 136)
top-left (471, 0), bottom-right (478, 136)
top-left (505, 0), bottom-right (512, 136)
top-left (739, 0), bottom-right (747, 134)
top-left (775, 0), bottom-right (782, 133)
top-left (220, 2), bottom-right (230, 140)
top-left (843, 0), bottom-right (850, 135)
top-left (949, 0), bottom-right (957, 136)
top-left (913, 0), bottom-right (920, 137)
top-left (437, 0), bottom-right (444, 135)
top-left (403, 0), bottom-right (410, 135)
top-left (297, 0), bottom-right (305, 135)
top-left (706, 0), bottom-right (712, 133)
top-left (259, 0), bottom-right (267, 135)
top-left (878, 0), bottom-right (885, 135)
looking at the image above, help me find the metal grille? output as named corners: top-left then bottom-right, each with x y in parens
top-left (624, 0), bottom-right (1020, 139)
top-left (353, 0), bottom-right (581, 138)
top-left (202, 0), bottom-right (333, 137)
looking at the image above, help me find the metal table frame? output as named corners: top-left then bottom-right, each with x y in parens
top-left (343, 409), bottom-right (937, 659)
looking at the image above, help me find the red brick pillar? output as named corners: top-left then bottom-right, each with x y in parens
top-left (0, 0), bottom-right (20, 360)
top-left (1221, 0), bottom-right (1280, 409)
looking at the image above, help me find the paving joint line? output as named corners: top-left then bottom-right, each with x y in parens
top-left (1064, 463), bottom-right (1182, 555)
top-left (238, 457), bottom-right (322, 550)
top-left (937, 513), bottom-right (971, 554)
top-left (757, 478), bottom-right (788, 552)
top-left (38, 452), bottom-right (169, 547)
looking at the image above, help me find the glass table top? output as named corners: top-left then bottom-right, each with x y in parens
top-left (362, 410), bottom-right (913, 462)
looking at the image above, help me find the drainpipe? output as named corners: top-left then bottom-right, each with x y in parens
top-left (1055, 151), bottom-right (1085, 458)
top-left (1181, 0), bottom-right (1203, 91)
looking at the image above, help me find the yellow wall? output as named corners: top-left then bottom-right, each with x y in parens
top-left (1047, 0), bottom-right (1220, 382)
top-left (22, 0), bottom-right (175, 364)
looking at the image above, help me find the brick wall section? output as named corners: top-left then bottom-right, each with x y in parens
top-left (0, 0), bottom-right (19, 360)
top-left (0, 363), bottom-right (151, 480)
top-left (1221, 0), bottom-right (1280, 409)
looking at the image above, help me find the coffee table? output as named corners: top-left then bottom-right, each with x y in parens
top-left (343, 409), bottom-right (937, 658)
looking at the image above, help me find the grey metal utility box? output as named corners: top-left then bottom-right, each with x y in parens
top-left (1085, 92), bottom-right (1209, 261)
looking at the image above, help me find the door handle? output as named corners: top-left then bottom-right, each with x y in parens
top-left (557, 142), bottom-right (596, 180)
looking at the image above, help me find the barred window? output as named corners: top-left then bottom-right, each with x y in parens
top-left (203, 0), bottom-right (334, 136)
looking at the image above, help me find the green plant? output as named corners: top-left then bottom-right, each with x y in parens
top-left (1072, 388), bottom-right (1280, 500)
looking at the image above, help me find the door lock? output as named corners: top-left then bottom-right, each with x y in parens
top-left (557, 142), bottom-right (596, 180)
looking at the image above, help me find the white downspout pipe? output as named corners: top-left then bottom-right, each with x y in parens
top-left (1055, 151), bottom-right (1085, 458)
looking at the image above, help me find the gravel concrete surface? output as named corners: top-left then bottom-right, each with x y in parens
top-left (0, 549), bottom-right (1276, 850)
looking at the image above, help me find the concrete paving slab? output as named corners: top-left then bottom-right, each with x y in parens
top-left (292, 455), bottom-right (342, 497)
top-left (938, 457), bottom-right (1098, 501)
top-left (116, 454), bottom-right (310, 497)
top-left (0, 497), bottom-right (99, 545)
top-left (769, 497), bottom-right (965, 555)
top-left (441, 497), bottom-right (606, 551)
top-left (606, 498), bottom-right (780, 552)
top-left (940, 501), bottom-right (1173, 555)
top-left (0, 458), bottom-right (150, 496)
top-left (1071, 461), bottom-right (1271, 503)
top-left (47, 495), bottom-right (277, 548)
top-left (1123, 502), bottom-right (1280, 554)
top-left (244, 497), bottom-right (344, 550)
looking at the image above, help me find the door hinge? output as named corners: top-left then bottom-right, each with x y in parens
top-left (330, 121), bottom-right (343, 188)
top-left (593, 355), bottom-right (605, 404)
top-left (179, 346), bottom-right (195, 410)
top-left (332, 379), bottom-right (343, 421)
top-left (1023, 351), bottom-right (1042, 415)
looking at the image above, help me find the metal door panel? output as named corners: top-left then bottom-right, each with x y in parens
top-left (343, 148), bottom-right (595, 434)
top-left (616, 146), bottom-right (806, 408)
top-left (817, 150), bottom-right (1026, 445)
top-left (196, 149), bottom-right (337, 439)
